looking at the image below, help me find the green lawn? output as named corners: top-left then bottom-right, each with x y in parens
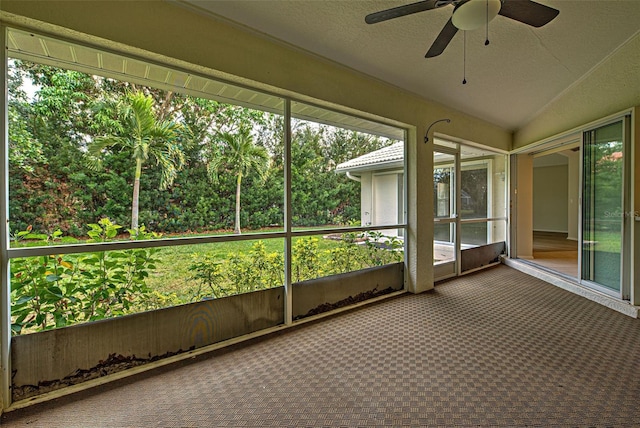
top-left (148, 236), bottom-right (346, 300)
top-left (11, 226), bottom-right (403, 313)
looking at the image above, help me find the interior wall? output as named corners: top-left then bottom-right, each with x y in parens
top-left (515, 154), bottom-right (533, 259)
top-left (533, 165), bottom-right (568, 233)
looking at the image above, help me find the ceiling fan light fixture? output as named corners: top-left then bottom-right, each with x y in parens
top-left (452, 0), bottom-right (501, 31)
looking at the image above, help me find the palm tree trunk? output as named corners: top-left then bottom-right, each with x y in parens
top-left (234, 173), bottom-right (242, 234)
top-left (132, 158), bottom-right (142, 231)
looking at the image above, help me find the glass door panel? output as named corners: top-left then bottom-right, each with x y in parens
top-left (460, 165), bottom-right (488, 219)
top-left (581, 121), bottom-right (624, 293)
top-left (434, 143), bottom-right (507, 278)
top-left (434, 148), bottom-right (458, 278)
top-left (434, 222), bottom-right (455, 264)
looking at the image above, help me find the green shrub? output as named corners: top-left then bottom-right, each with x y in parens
top-left (190, 241), bottom-right (284, 298)
top-left (10, 219), bottom-right (160, 335)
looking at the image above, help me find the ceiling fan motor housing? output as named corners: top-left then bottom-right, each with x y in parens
top-left (452, 0), bottom-right (502, 30)
top-left (365, 0), bottom-right (559, 58)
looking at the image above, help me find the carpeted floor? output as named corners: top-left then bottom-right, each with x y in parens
top-left (3, 265), bottom-right (640, 427)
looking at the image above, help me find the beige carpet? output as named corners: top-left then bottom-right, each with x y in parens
top-left (3, 265), bottom-right (640, 427)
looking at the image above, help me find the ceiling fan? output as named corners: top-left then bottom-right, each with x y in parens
top-left (365, 0), bottom-right (559, 58)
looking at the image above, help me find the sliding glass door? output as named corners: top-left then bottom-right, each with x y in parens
top-left (581, 118), bottom-right (630, 297)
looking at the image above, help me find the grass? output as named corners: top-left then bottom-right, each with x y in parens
top-left (122, 235), bottom-right (347, 301)
top-left (152, 238), bottom-right (267, 300)
top-left (10, 226), bottom-right (400, 305)
top-left (585, 230), bottom-right (622, 253)
top-left (150, 233), bottom-right (403, 301)
top-left (10, 230), bottom-right (383, 332)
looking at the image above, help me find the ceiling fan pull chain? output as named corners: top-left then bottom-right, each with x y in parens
top-left (485, 0), bottom-right (490, 46)
top-left (462, 31), bottom-right (467, 84)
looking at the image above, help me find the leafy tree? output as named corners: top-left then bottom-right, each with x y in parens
top-left (7, 62), bottom-right (45, 172)
top-left (8, 59), bottom-right (390, 235)
top-left (207, 130), bottom-right (270, 234)
top-left (8, 61), bottom-right (104, 234)
top-left (88, 91), bottom-right (184, 230)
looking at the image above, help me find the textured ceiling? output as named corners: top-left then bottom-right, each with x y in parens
top-left (178, 0), bottom-right (640, 131)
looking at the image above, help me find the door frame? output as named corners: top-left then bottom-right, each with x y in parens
top-left (509, 110), bottom-right (633, 302)
top-left (578, 115), bottom-right (632, 299)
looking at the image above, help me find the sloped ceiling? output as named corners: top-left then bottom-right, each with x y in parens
top-left (177, 0), bottom-right (640, 131)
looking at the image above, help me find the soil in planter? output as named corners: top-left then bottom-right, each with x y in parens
top-left (12, 347), bottom-right (194, 402)
top-left (294, 286), bottom-right (396, 320)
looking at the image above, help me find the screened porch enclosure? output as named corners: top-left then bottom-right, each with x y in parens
top-left (1, 27), bottom-right (407, 405)
top-left (433, 142), bottom-right (508, 279)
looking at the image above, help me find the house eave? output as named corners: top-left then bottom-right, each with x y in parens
top-left (336, 159), bottom-right (404, 175)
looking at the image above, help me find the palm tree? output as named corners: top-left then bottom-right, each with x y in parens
top-left (208, 130), bottom-right (269, 234)
top-left (88, 91), bottom-right (184, 230)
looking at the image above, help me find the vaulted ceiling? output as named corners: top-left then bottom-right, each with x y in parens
top-left (177, 0), bottom-right (640, 131)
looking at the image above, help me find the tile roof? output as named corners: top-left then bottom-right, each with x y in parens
top-left (335, 142), bottom-right (404, 172)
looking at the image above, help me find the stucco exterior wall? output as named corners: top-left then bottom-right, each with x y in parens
top-left (360, 172), bottom-right (373, 227)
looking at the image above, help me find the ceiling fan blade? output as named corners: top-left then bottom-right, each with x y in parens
top-left (365, 0), bottom-right (440, 24)
top-left (498, 0), bottom-right (559, 28)
top-left (425, 18), bottom-right (458, 58)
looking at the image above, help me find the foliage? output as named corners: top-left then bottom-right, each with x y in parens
top-left (325, 233), bottom-right (362, 273)
top-left (8, 61), bottom-right (397, 236)
top-left (10, 219), bottom-right (160, 335)
top-left (206, 130), bottom-right (270, 234)
top-left (226, 242), bottom-right (282, 294)
top-left (293, 237), bottom-right (322, 282)
top-left (12, 222), bottom-right (404, 334)
top-left (7, 65), bottom-right (45, 172)
top-left (359, 231), bottom-right (404, 266)
top-left (7, 60), bottom-right (406, 333)
top-left (188, 233), bottom-right (404, 300)
top-left (88, 91), bottom-right (184, 230)
top-left (189, 241), bottom-right (284, 299)
top-left (188, 254), bottom-right (225, 299)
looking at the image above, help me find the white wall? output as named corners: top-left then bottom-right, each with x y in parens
top-left (361, 171), bottom-right (403, 236)
top-left (360, 172), bottom-right (373, 227)
top-left (515, 154), bottom-right (533, 258)
top-left (373, 173), bottom-right (399, 227)
top-left (533, 165), bottom-right (569, 233)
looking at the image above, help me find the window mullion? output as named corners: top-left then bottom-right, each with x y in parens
top-left (1, 24), bottom-right (13, 411)
top-left (284, 99), bottom-right (293, 325)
